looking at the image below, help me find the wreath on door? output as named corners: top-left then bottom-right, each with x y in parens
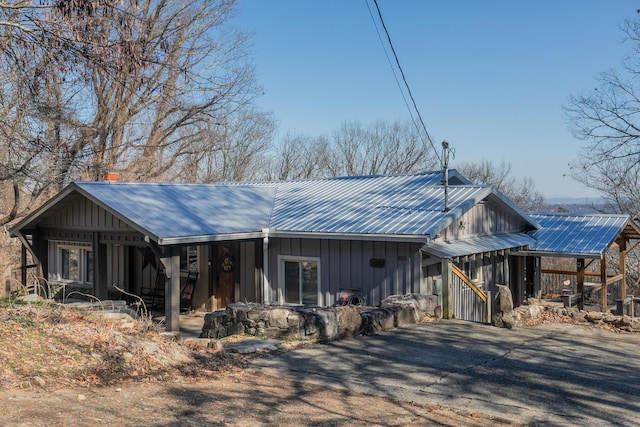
top-left (219, 251), bottom-right (235, 273)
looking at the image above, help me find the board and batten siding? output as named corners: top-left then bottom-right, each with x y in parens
top-left (443, 198), bottom-right (528, 240)
top-left (40, 194), bottom-right (134, 231)
top-left (267, 237), bottom-right (424, 306)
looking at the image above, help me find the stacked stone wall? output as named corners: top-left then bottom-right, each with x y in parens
top-left (200, 293), bottom-right (439, 343)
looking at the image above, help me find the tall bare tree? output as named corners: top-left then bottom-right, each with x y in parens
top-left (267, 119), bottom-right (439, 181)
top-left (565, 14), bottom-right (640, 218)
top-left (0, 0), bottom-right (265, 227)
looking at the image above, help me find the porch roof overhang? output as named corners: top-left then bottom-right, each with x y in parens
top-left (9, 182), bottom-right (277, 246)
top-left (265, 229), bottom-right (430, 243)
top-left (522, 213), bottom-right (640, 259)
top-left (421, 232), bottom-right (536, 258)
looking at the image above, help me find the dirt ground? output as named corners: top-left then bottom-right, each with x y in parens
top-left (0, 370), bottom-right (510, 427)
top-left (0, 305), bottom-right (513, 426)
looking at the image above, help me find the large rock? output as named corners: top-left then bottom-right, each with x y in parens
top-left (335, 306), bottom-right (362, 339)
top-left (267, 308), bottom-right (295, 329)
top-left (360, 307), bottom-right (396, 335)
top-left (493, 285), bottom-right (514, 329)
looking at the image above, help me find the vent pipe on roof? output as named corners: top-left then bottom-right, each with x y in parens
top-left (442, 140), bottom-right (450, 212)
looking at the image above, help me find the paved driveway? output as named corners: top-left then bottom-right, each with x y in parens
top-left (251, 320), bottom-right (640, 426)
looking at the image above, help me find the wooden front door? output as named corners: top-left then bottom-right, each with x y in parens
top-left (213, 244), bottom-right (236, 309)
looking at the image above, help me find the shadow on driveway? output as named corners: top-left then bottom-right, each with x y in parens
top-left (251, 319), bottom-right (640, 426)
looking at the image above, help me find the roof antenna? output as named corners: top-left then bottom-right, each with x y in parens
top-left (442, 140), bottom-right (450, 212)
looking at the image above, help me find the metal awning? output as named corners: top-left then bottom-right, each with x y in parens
top-left (423, 233), bottom-right (536, 258)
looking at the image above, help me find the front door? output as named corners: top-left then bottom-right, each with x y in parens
top-left (212, 244), bottom-right (236, 309)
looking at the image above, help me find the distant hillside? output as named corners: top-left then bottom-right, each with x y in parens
top-left (540, 197), bottom-right (614, 215)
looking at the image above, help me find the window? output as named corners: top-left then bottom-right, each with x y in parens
top-left (180, 246), bottom-right (198, 271)
top-left (463, 259), bottom-right (482, 284)
top-left (280, 257), bottom-right (319, 305)
top-left (61, 248), bottom-right (79, 281)
top-left (58, 244), bottom-right (93, 284)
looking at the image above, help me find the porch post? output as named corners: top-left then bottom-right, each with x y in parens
top-left (600, 255), bottom-right (607, 312)
top-left (441, 258), bottom-right (452, 319)
top-left (162, 247), bottom-right (181, 332)
top-left (21, 245), bottom-right (27, 287)
top-left (577, 258), bottom-right (584, 311)
top-left (262, 230), bottom-right (270, 305)
top-left (92, 232), bottom-right (108, 299)
top-left (619, 238), bottom-right (627, 300)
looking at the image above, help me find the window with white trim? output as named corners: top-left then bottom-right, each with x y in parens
top-left (58, 244), bottom-right (93, 284)
top-left (279, 256), bottom-right (319, 305)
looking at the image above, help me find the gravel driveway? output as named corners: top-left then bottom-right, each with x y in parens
top-left (252, 319), bottom-right (640, 426)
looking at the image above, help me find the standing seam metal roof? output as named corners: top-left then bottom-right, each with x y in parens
top-left (10, 171), bottom-right (535, 247)
top-left (528, 213), bottom-right (631, 257)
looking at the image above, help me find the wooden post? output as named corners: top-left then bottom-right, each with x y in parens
top-left (601, 255), bottom-right (607, 312)
top-left (577, 258), bottom-right (584, 310)
top-left (619, 238), bottom-right (627, 300)
top-left (21, 245), bottom-right (27, 286)
top-left (441, 259), bottom-right (452, 319)
top-left (92, 232), bottom-right (108, 299)
top-left (483, 290), bottom-right (492, 324)
top-left (162, 247), bottom-right (181, 333)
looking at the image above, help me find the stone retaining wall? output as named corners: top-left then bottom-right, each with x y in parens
top-left (508, 299), bottom-right (640, 332)
top-left (200, 293), bottom-right (439, 343)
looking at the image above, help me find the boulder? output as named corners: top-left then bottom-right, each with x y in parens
top-left (493, 285), bottom-right (514, 329)
top-left (360, 307), bottom-right (396, 335)
top-left (335, 306), bottom-right (362, 339)
top-left (267, 308), bottom-right (295, 329)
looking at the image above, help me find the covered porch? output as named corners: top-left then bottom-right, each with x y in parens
top-left (522, 214), bottom-right (640, 313)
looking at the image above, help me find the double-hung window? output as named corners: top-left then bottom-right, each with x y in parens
top-left (280, 256), bottom-right (319, 305)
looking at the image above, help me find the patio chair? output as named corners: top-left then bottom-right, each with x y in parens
top-left (141, 270), bottom-right (166, 309)
top-left (180, 270), bottom-right (199, 312)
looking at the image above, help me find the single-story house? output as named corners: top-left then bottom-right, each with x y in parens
top-left (10, 170), bottom-right (639, 330)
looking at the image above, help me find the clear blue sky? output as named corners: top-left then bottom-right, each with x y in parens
top-left (233, 1), bottom-right (637, 199)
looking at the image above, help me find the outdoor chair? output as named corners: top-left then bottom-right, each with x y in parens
top-left (141, 270), bottom-right (166, 309)
top-left (180, 270), bottom-right (199, 312)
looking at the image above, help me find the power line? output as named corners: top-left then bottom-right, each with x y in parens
top-left (365, 0), bottom-right (442, 165)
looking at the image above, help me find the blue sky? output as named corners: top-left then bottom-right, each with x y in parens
top-left (233, 1), bottom-right (636, 198)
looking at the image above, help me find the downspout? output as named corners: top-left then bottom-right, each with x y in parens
top-left (262, 228), bottom-right (270, 305)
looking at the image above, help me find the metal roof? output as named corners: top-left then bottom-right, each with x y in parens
top-left (10, 170), bottom-right (536, 246)
top-left (268, 174), bottom-right (493, 236)
top-left (75, 182), bottom-right (276, 244)
top-left (527, 213), bottom-right (637, 258)
top-left (424, 233), bottom-right (536, 258)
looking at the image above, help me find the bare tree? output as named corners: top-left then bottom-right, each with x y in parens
top-left (264, 133), bottom-right (330, 181)
top-left (268, 119), bottom-right (439, 181)
top-left (178, 108), bottom-right (275, 183)
top-left (456, 160), bottom-right (545, 211)
top-left (565, 15), bottom-right (640, 218)
top-left (0, 0), bottom-right (265, 227)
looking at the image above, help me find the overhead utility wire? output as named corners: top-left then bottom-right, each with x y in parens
top-left (364, 1), bottom-right (419, 140)
top-left (366, 0), bottom-right (442, 165)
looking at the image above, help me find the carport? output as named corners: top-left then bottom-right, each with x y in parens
top-left (519, 214), bottom-right (640, 312)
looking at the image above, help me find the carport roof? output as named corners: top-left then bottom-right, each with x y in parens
top-left (526, 213), bottom-right (640, 258)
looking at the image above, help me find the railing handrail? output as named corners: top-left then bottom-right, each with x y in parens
top-left (451, 264), bottom-right (487, 303)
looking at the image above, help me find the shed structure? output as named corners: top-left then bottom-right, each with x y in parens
top-left (520, 214), bottom-right (640, 312)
